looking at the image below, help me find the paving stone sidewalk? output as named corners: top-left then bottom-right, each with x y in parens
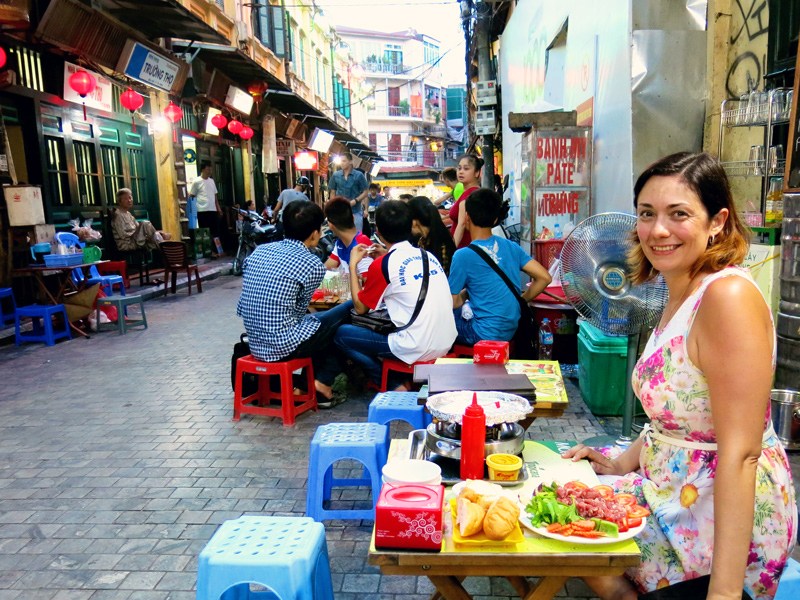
top-left (0, 275), bottom-right (796, 600)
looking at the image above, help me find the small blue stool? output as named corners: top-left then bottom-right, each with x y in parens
top-left (0, 287), bottom-right (16, 326)
top-left (196, 516), bottom-right (334, 600)
top-left (776, 558), bottom-right (800, 600)
top-left (15, 304), bottom-right (71, 346)
top-left (306, 423), bottom-right (388, 521)
top-left (368, 391), bottom-right (432, 430)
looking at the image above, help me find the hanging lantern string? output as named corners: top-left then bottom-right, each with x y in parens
top-left (163, 101), bottom-right (183, 143)
top-left (68, 69), bottom-right (97, 121)
top-left (120, 87), bottom-right (144, 133)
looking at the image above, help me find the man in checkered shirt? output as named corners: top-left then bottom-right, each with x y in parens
top-left (237, 201), bottom-right (352, 407)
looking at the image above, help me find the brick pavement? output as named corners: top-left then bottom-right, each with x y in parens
top-left (0, 274), bottom-right (797, 600)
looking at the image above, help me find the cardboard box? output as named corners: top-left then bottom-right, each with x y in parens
top-left (28, 224), bottom-right (56, 244)
top-left (374, 484), bottom-right (443, 551)
top-left (4, 185), bottom-right (45, 226)
top-left (473, 340), bottom-right (510, 364)
top-left (743, 243), bottom-right (780, 316)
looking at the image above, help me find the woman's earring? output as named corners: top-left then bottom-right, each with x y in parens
top-left (708, 234), bottom-right (716, 246)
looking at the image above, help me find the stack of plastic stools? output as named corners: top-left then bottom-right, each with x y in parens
top-left (379, 357), bottom-right (438, 392)
top-left (95, 295), bottom-right (147, 334)
top-left (306, 422), bottom-right (389, 521)
top-left (233, 354), bottom-right (316, 426)
top-left (0, 287), bottom-right (16, 326)
top-left (776, 558), bottom-right (800, 600)
top-left (368, 391), bottom-right (432, 430)
top-left (196, 515), bottom-right (334, 600)
top-left (15, 304), bottom-right (71, 346)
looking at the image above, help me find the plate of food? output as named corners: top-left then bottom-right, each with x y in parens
top-left (450, 484), bottom-right (524, 547)
top-left (519, 481), bottom-right (650, 545)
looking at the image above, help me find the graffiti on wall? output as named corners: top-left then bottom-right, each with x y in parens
top-left (725, 0), bottom-right (769, 98)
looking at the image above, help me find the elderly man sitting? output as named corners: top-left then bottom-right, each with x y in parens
top-left (111, 188), bottom-right (171, 251)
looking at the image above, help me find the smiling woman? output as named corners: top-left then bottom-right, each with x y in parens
top-left (562, 152), bottom-right (796, 600)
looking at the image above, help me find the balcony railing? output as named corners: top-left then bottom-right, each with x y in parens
top-left (367, 105), bottom-right (446, 122)
top-left (363, 61), bottom-right (405, 75)
top-left (371, 146), bottom-right (449, 168)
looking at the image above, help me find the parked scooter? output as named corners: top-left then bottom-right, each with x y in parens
top-left (231, 207), bottom-right (279, 276)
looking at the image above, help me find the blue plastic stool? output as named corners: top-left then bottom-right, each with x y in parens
top-left (15, 304), bottom-right (71, 346)
top-left (776, 558), bottom-right (800, 600)
top-left (88, 265), bottom-right (125, 297)
top-left (196, 516), bottom-right (334, 600)
top-left (368, 391), bottom-right (432, 430)
top-left (306, 423), bottom-right (389, 521)
top-left (0, 287), bottom-right (16, 326)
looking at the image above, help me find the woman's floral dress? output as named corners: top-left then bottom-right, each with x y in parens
top-left (613, 267), bottom-right (796, 598)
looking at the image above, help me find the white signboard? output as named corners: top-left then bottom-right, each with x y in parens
top-left (63, 62), bottom-right (113, 113)
top-left (118, 40), bottom-right (183, 94)
top-left (225, 85), bottom-right (254, 116)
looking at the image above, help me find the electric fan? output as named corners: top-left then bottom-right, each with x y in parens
top-left (558, 212), bottom-right (668, 442)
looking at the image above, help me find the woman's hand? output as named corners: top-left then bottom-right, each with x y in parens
top-left (561, 445), bottom-right (626, 476)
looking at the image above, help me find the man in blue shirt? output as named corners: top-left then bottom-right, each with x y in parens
top-left (449, 189), bottom-right (551, 344)
top-left (237, 201), bottom-right (351, 407)
top-left (328, 152), bottom-right (368, 231)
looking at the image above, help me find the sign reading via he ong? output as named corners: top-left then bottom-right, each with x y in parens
top-left (117, 40), bottom-right (187, 95)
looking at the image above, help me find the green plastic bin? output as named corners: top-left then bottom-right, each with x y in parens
top-left (577, 320), bottom-right (629, 416)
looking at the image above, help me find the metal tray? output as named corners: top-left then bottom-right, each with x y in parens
top-left (407, 429), bottom-right (528, 487)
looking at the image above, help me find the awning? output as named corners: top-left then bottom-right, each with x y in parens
top-left (171, 41), bottom-right (290, 92)
top-left (94, 0), bottom-right (230, 45)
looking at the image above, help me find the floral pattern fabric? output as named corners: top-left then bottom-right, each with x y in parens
top-left (620, 267), bottom-right (796, 598)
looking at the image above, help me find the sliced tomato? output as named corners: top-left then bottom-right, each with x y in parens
top-left (617, 518), bottom-right (629, 533)
top-left (627, 504), bottom-right (651, 519)
top-left (592, 484), bottom-right (615, 499)
top-left (572, 520), bottom-right (597, 531)
top-left (613, 493), bottom-right (638, 507)
top-left (546, 522), bottom-right (565, 533)
top-left (572, 530), bottom-right (607, 538)
top-left (564, 480), bottom-right (589, 492)
top-left (626, 516), bottom-right (643, 529)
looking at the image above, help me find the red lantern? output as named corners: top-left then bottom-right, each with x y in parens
top-left (239, 126), bottom-right (254, 141)
top-left (227, 119), bottom-right (243, 135)
top-left (119, 88), bottom-right (144, 132)
top-left (68, 69), bottom-right (97, 120)
top-left (211, 113), bottom-right (228, 130)
top-left (247, 80), bottom-right (268, 110)
top-left (163, 102), bottom-right (183, 143)
top-left (0, 48), bottom-right (7, 70)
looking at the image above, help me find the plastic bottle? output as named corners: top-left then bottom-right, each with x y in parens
top-left (460, 392), bottom-right (486, 481)
top-left (553, 223), bottom-right (562, 239)
top-left (538, 318), bottom-right (554, 360)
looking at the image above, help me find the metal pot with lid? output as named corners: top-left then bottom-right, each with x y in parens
top-left (771, 389), bottom-right (800, 450)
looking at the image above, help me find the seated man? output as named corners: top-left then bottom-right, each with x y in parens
top-left (111, 188), bottom-right (171, 251)
top-left (334, 201), bottom-right (457, 390)
top-left (236, 201), bottom-right (351, 407)
top-left (323, 196), bottom-right (373, 279)
top-left (449, 188), bottom-right (551, 345)
top-left (273, 176), bottom-right (310, 223)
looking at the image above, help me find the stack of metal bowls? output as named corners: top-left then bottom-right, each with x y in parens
top-left (777, 192), bottom-right (800, 390)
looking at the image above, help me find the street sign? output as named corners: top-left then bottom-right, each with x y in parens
top-left (476, 80), bottom-right (497, 107)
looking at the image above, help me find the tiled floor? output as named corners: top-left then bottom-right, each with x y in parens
top-left (0, 274), bottom-right (797, 599)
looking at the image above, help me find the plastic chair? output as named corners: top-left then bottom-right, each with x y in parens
top-left (379, 357), bottom-right (438, 392)
top-left (87, 265), bottom-right (125, 296)
top-left (15, 304), bottom-right (72, 346)
top-left (196, 516), bottom-right (334, 600)
top-left (776, 558), bottom-right (800, 600)
top-left (158, 241), bottom-right (202, 296)
top-left (306, 422), bottom-right (389, 522)
top-left (233, 354), bottom-right (316, 426)
top-left (95, 295), bottom-right (147, 334)
top-left (0, 287), bottom-right (17, 326)
top-left (368, 391), bottom-right (431, 430)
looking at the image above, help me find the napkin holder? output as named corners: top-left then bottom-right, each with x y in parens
top-left (375, 484), bottom-right (444, 551)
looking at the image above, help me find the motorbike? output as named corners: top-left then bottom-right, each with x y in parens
top-left (231, 207), bottom-right (279, 276)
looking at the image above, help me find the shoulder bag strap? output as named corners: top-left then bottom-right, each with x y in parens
top-left (467, 244), bottom-right (526, 311)
top-left (394, 249), bottom-right (430, 333)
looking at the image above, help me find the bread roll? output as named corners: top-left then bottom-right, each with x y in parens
top-left (456, 497), bottom-right (486, 537)
top-left (459, 488), bottom-right (496, 511)
top-left (483, 496), bottom-right (520, 540)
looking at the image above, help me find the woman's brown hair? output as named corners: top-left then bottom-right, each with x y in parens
top-left (628, 152), bottom-right (750, 285)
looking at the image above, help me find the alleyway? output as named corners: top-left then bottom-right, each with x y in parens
top-left (0, 275), bottom-right (796, 600)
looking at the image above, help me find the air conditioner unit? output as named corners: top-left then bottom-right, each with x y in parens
top-left (235, 20), bottom-right (249, 44)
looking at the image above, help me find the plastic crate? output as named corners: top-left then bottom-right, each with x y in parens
top-left (577, 320), bottom-right (630, 416)
top-left (533, 239), bottom-right (565, 269)
top-left (43, 253), bottom-right (83, 267)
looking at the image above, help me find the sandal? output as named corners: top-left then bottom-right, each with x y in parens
top-left (317, 393), bottom-right (347, 410)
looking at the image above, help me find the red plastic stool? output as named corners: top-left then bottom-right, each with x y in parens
top-left (233, 354), bottom-right (316, 426)
top-left (380, 357), bottom-right (438, 392)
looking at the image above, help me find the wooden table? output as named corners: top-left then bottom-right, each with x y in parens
top-left (308, 296), bottom-right (345, 312)
top-left (369, 441), bottom-right (641, 600)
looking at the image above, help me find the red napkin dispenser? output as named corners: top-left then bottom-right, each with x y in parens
top-left (375, 484), bottom-right (444, 551)
top-left (473, 340), bottom-right (510, 364)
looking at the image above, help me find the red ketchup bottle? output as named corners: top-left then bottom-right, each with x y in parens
top-left (460, 393), bottom-right (486, 480)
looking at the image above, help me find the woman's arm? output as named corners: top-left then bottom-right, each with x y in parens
top-left (693, 276), bottom-right (773, 600)
top-left (453, 201), bottom-right (467, 246)
top-left (562, 436), bottom-right (644, 476)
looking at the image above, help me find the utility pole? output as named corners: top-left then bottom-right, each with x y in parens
top-left (476, 1), bottom-right (494, 189)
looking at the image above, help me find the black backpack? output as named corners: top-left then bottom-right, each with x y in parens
top-left (231, 333), bottom-right (258, 396)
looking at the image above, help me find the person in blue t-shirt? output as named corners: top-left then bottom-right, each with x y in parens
top-left (449, 188), bottom-right (552, 344)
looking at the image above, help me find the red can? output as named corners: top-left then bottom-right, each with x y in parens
top-left (473, 340), bottom-right (510, 364)
top-left (374, 484), bottom-right (444, 551)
